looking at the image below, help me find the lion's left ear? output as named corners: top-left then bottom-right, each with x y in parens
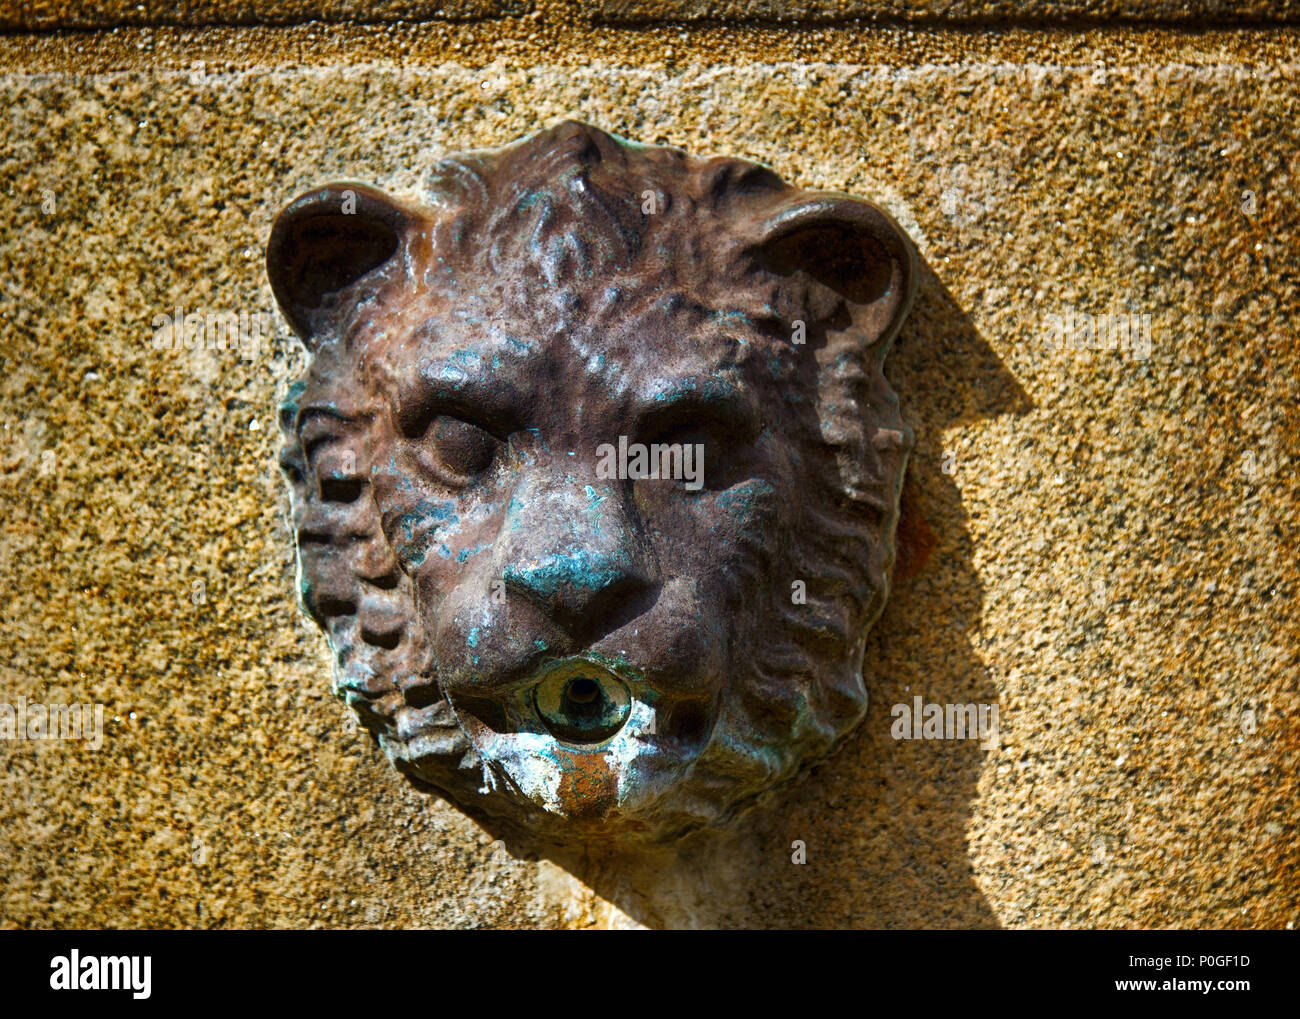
top-left (267, 182), bottom-right (424, 347)
top-left (754, 194), bottom-right (918, 350)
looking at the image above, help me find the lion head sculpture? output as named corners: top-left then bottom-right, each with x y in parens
top-left (268, 120), bottom-right (917, 845)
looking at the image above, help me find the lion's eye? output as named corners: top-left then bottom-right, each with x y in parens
top-left (643, 423), bottom-right (732, 492)
top-left (427, 415), bottom-right (500, 479)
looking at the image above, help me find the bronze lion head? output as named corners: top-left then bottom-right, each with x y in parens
top-left (268, 121), bottom-right (917, 844)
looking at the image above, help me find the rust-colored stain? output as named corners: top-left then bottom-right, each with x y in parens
top-left (892, 473), bottom-right (936, 583)
top-left (554, 749), bottom-right (620, 821)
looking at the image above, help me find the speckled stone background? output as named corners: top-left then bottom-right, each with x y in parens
top-left (0, 0), bottom-right (519, 31)
top-left (0, 10), bottom-right (1296, 928)
top-left (4, 0), bottom-right (1298, 30)
top-left (593, 0), bottom-right (1300, 25)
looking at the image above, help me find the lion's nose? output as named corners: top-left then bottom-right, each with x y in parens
top-left (503, 548), bottom-right (646, 628)
top-left (501, 478), bottom-right (652, 631)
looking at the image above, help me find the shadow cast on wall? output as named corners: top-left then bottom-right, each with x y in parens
top-left (422, 259), bottom-right (1031, 927)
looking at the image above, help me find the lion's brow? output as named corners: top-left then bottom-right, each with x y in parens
top-left (633, 378), bottom-right (759, 437)
top-left (393, 359), bottom-right (527, 437)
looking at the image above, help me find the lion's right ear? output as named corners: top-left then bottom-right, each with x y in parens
top-left (267, 183), bottom-right (422, 346)
top-left (752, 194), bottom-right (918, 355)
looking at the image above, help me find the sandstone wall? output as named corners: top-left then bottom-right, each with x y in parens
top-left (0, 2), bottom-right (1295, 928)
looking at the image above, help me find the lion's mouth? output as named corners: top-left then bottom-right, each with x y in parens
top-left (530, 658), bottom-right (632, 745)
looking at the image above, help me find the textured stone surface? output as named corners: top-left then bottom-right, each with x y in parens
top-left (593, 1), bottom-right (1300, 25)
top-left (0, 1), bottom-right (520, 31)
top-left (3, 0), bottom-right (1298, 29)
top-left (0, 23), bottom-right (1296, 928)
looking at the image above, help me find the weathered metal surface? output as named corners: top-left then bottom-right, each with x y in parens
top-left (268, 120), bottom-right (917, 844)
